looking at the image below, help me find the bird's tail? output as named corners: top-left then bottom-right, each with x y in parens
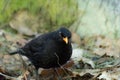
top-left (9, 49), bottom-right (25, 55)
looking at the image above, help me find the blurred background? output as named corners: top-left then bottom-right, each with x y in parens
top-left (0, 0), bottom-right (120, 80)
top-left (0, 0), bottom-right (78, 35)
top-left (0, 0), bottom-right (120, 38)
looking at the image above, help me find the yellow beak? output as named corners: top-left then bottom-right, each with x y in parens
top-left (63, 37), bottom-right (68, 44)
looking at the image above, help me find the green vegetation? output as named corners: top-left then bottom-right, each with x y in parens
top-left (0, 0), bottom-right (78, 32)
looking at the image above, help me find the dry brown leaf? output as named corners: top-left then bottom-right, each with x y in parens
top-left (84, 36), bottom-right (120, 57)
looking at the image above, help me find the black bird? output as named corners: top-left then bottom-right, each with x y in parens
top-left (9, 27), bottom-right (72, 78)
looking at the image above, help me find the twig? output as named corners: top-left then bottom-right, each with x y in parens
top-left (0, 72), bottom-right (17, 80)
top-left (54, 53), bottom-right (71, 79)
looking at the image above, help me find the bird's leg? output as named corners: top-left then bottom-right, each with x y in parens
top-left (53, 68), bottom-right (62, 80)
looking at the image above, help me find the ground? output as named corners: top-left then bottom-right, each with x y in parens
top-left (0, 31), bottom-right (120, 80)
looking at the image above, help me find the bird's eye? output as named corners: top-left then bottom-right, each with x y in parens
top-left (61, 33), bottom-right (64, 37)
top-left (59, 32), bottom-right (65, 37)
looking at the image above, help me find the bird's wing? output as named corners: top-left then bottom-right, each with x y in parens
top-left (22, 34), bottom-right (49, 54)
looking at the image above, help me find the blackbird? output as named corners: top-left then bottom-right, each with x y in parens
top-left (9, 27), bottom-right (72, 78)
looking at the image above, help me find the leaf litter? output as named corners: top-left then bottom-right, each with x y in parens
top-left (0, 30), bottom-right (120, 80)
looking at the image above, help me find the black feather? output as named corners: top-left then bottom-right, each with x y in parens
top-left (9, 27), bottom-right (72, 70)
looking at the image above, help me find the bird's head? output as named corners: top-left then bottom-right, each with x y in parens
top-left (56, 27), bottom-right (71, 44)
